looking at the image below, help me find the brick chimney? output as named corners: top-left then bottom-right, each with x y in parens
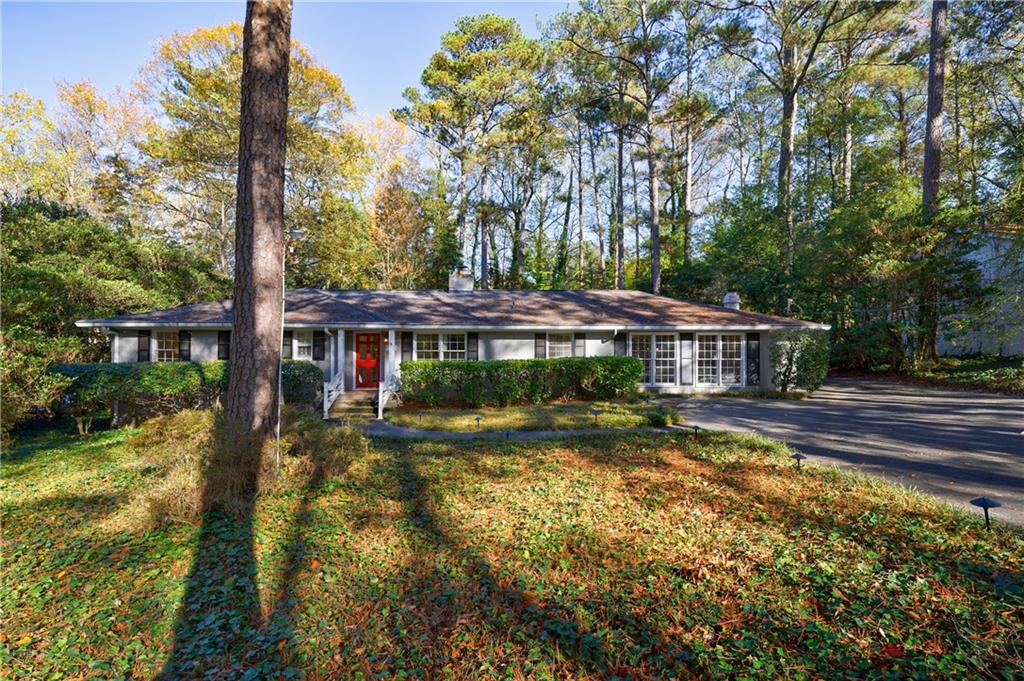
top-left (448, 264), bottom-right (474, 292)
top-left (723, 291), bottom-right (741, 310)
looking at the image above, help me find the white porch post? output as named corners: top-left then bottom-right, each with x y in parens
top-left (340, 330), bottom-right (346, 392)
top-left (387, 329), bottom-right (396, 381)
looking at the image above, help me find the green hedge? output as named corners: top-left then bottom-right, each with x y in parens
top-left (51, 360), bottom-right (323, 430)
top-left (399, 356), bottom-right (644, 407)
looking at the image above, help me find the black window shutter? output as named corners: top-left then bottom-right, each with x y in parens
top-left (573, 332), bottom-right (586, 357)
top-left (401, 332), bottom-right (413, 363)
top-left (178, 330), bottom-right (191, 361)
top-left (467, 332), bottom-right (479, 360)
top-left (282, 330), bottom-right (293, 360)
top-left (534, 333), bottom-right (546, 359)
top-left (746, 332), bottom-right (761, 387)
top-left (137, 330), bottom-right (151, 362)
top-left (313, 331), bottom-right (326, 361)
top-left (217, 331), bottom-right (230, 360)
top-left (613, 331), bottom-right (627, 356)
top-left (679, 332), bottom-right (694, 385)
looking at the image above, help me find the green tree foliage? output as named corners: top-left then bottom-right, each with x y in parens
top-left (142, 23), bottom-right (367, 275)
top-left (0, 200), bottom-right (229, 430)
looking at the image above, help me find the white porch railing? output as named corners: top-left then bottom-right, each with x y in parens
top-left (377, 373), bottom-right (401, 420)
top-left (322, 373), bottom-right (345, 419)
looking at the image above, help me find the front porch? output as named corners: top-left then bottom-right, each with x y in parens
top-left (322, 328), bottom-right (400, 419)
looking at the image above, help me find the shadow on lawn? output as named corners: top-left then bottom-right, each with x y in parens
top-left (370, 443), bottom-right (699, 676)
top-left (157, 425), bottom-right (333, 679)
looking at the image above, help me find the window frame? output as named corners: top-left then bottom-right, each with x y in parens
top-left (546, 332), bottom-right (573, 358)
top-left (443, 333), bottom-right (466, 361)
top-left (295, 331), bottom-right (314, 360)
top-left (653, 334), bottom-right (677, 385)
top-left (155, 331), bottom-right (180, 362)
top-left (413, 332), bottom-right (467, 361)
top-left (696, 333), bottom-right (746, 387)
top-left (628, 333), bottom-right (654, 385)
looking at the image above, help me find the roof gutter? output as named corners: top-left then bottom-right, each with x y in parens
top-left (77, 320), bottom-right (830, 332)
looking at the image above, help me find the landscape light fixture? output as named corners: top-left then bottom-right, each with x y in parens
top-left (691, 425), bottom-right (700, 434)
top-left (475, 415), bottom-right (482, 430)
top-left (969, 497), bottom-right (1002, 530)
top-left (792, 452), bottom-right (807, 470)
top-left (591, 408), bottom-right (601, 425)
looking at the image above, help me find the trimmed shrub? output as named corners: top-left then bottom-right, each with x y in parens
top-left (770, 330), bottom-right (831, 394)
top-left (399, 356), bottom-right (644, 407)
top-left (52, 359), bottom-right (323, 430)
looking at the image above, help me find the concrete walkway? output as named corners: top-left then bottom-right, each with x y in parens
top-left (364, 420), bottom-right (667, 441)
top-left (672, 377), bottom-right (1024, 525)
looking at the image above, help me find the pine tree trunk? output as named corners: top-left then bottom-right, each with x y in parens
top-left (615, 125), bottom-right (625, 289)
top-left (577, 123), bottom-right (585, 287)
top-left (225, 0), bottom-right (292, 437)
top-left (778, 87), bottom-right (797, 288)
top-left (922, 0), bottom-right (948, 217)
top-left (647, 130), bottom-right (661, 295)
top-left (916, 0), bottom-right (949, 363)
top-left (478, 167), bottom-right (490, 290)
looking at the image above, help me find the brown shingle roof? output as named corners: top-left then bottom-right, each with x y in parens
top-left (77, 288), bottom-right (826, 330)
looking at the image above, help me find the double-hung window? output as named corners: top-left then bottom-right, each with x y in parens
top-left (630, 334), bottom-right (653, 384)
top-left (415, 333), bottom-right (466, 360)
top-left (443, 333), bottom-right (466, 360)
top-left (697, 334), bottom-right (744, 386)
top-left (156, 331), bottom-right (179, 362)
top-left (654, 334), bottom-right (677, 384)
top-left (295, 331), bottom-right (313, 359)
top-left (547, 333), bottom-right (573, 358)
top-left (416, 333), bottom-right (440, 360)
top-left (630, 334), bottom-right (678, 385)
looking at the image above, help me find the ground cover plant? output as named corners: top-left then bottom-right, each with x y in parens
top-left (388, 399), bottom-right (680, 431)
top-left (1, 421), bottom-right (1022, 678)
top-left (842, 354), bottom-right (1024, 395)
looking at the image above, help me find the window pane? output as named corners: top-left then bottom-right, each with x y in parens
top-left (416, 334), bottom-right (439, 360)
top-left (444, 333), bottom-right (465, 360)
top-left (548, 333), bottom-right (572, 358)
top-left (654, 334), bottom-right (676, 384)
top-left (721, 334), bottom-right (743, 385)
top-left (697, 335), bottom-right (719, 385)
top-left (156, 331), bottom-right (179, 362)
top-left (296, 331), bottom-right (313, 359)
top-left (630, 334), bottom-right (652, 384)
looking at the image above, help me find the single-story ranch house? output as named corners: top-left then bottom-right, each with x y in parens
top-left (77, 269), bottom-right (827, 416)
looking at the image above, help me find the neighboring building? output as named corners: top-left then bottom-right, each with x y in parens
top-left (939, 228), bottom-right (1024, 357)
top-left (76, 268), bottom-right (827, 415)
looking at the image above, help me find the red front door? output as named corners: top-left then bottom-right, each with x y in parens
top-left (355, 333), bottom-right (381, 388)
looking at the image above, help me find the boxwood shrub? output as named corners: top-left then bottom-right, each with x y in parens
top-left (399, 356), bottom-right (644, 407)
top-left (51, 360), bottom-right (323, 430)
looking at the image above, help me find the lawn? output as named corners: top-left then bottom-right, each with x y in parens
top-left (2, 424), bottom-right (1023, 678)
top-left (388, 399), bottom-right (674, 431)
top-left (851, 354), bottom-right (1024, 394)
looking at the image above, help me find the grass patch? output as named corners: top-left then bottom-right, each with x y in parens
top-left (847, 354), bottom-right (1024, 394)
top-left (2, 423), bottom-right (1022, 677)
top-left (388, 399), bottom-right (677, 431)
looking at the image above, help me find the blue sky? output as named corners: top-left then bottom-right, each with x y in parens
top-left (2, 1), bottom-right (570, 118)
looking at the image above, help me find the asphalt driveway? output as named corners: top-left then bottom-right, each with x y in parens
top-left (672, 377), bottom-right (1024, 525)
